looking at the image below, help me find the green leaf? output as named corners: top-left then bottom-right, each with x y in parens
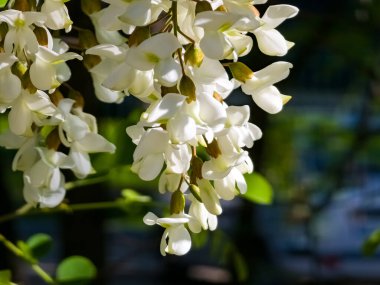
top-left (26, 233), bottom-right (53, 259)
top-left (0, 0), bottom-right (8, 8)
top-left (232, 251), bottom-right (249, 282)
top-left (362, 229), bottom-right (380, 256)
top-left (16, 241), bottom-right (36, 263)
top-left (56, 256), bottom-right (97, 285)
top-left (0, 270), bottom-right (11, 283)
top-left (242, 173), bottom-right (273, 205)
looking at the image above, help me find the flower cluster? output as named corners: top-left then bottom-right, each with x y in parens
top-left (0, 0), bottom-right (115, 208)
top-left (86, 0), bottom-right (298, 255)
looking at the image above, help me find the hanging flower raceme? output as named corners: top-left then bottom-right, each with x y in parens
top-left (0, 0), bottom-right (298, 256)
top-left (0, 0), bottom-right (115, 209)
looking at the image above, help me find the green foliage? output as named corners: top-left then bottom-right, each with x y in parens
top-left (0, 0), bottom-right (7, 8)
top-left (56, 256), bottom-right (97, 285)
top-left (0, 270), bottom-right (12, 285)
top-left (362, 229), bottom-right (380, 256)
top-left (242, 173), bottom-right (273, 205)
top-left (26, 233), bottom-right (53, 260)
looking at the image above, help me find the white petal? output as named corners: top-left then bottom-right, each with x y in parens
top-left (197, 179), bottom-right (222, 215)
top-left (154, 57), bottom-right (181, 87)
top-left (255, 28), bottom-right (289, 56)
top-left (262, 4), bottom-right (299, 29)
top-left (143, 212), bottom-right (158, 225)
top-left (76, 133), bottom-right (116, 153)
top-left (252, 86), bottom-right (283, 114)
top-left (135, 153), bottom-right (165, 181)
top-left (167, 226), bottom-right (192, 256)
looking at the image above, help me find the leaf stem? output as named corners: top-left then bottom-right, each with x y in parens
top-left (0, 234), bottom-right (56, 284)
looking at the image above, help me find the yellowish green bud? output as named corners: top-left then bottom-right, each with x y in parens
top-left (170, 190), bottom-right (185, 214)
top-left (228, 62), bottom-right (254, 83)
top-left (11, 61), bottom-right (27, 78)
top-left (189, 184), bottom-right (202, 203)
top-left (179, 75), bottom-right (196, 103)
top-left (184, 44), bottom-right (204, 68)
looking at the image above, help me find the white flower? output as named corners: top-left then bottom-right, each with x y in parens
top-left (30, 46), bottom-right (82, 91)
top-left (23, 148), bottom-right (74, 208)
top-left (0, 131), bottom-right (38, 171)
top-left (194, 11), bottom-right (259, 60)
top-left (214, 168), bottom-right (247, 200)
top-left (8, 89), bottom-right (57, 136)
top-left (126, 33), bottom-right (182, 86)
top-left (241, 61), bottom-right (293, 113)
top-left (56, 99), bottom-right (116, 178)
top-left (131, 128), bottom-right (168, 180)
top-left (41, 0), bottom-right (73, 32)
top-left (188, 194), bottom-right (218, 233)
top-left (0, 9), bottom-right (46, 55)
top-left (143, 212), bottom-right (192, 256)
top-left (191, 57), bottom-right (234, 99)
top-left (253, 5), bottom-right (299, 56)
top-left (197, 178), bottom-right (222, 216)
top-left (0, 53), bottom-right (21, 110)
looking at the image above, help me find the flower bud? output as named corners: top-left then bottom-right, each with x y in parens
top-left (21, 70), bottom-right (37, 93)
top-left (228, 62), bottom-right (254, 83)
top-left (195, 1), bottom-right (212, 14)
top-left (81, 0), bottom-right (102, 16)
top-left (69, 89), bottom-right (85, 109)
top-left (189, 184), bottom-right (202, 203)
top-left (0, 23), bottom-right (8, 42)
top-left (170, 190), bottom-right (185, 214)
top-left (161, 85), bottom-right (179, 96)
top-left (11, 61), bottom-right (27, 78)
top-left (12, 0), bottom-right (34, 11)
top-left (128, 26), bottom-right (150, 47)
top-left (179, 75), bottom-right (196, 103)
top-left (184, 44), bottom-right (204, 68)
top-left (215, 5), bottom-right (227, 12)
top-left (205, 139), bottom-right (221, 159)
top-left (190, 156), bottom-right (203, 184)
top-left (45, 128), bottom-right (61, 150)
top-left (79, 29), bottom-right (98, 49)
top-left (34, 26), bottom-right (49, 47)
top-left (83, 54), bottom-right (101, 70)
top-left (50, 89), bottom-right (64, 106)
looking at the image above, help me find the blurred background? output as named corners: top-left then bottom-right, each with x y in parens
top-left (2, 0), bottom-right (380, 284)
